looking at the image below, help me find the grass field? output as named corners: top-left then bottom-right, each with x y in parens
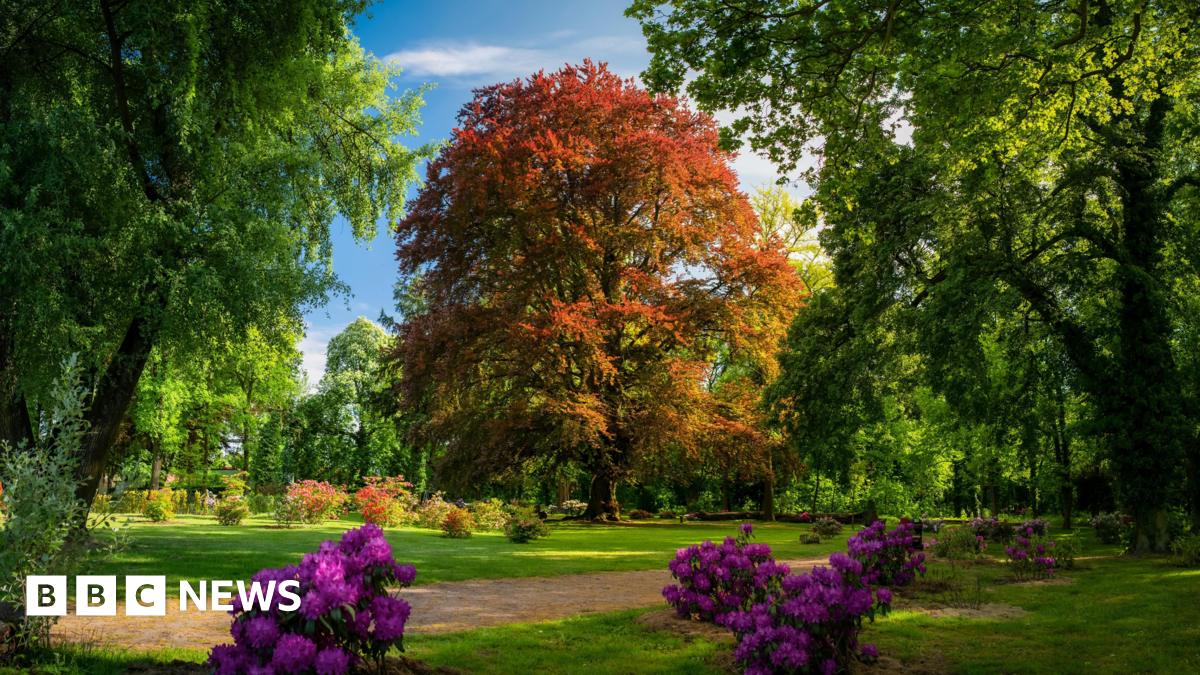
top-left (17, 519), bottom-right (1200, 674)
top-left (83, 515), bottom-right (842, 595)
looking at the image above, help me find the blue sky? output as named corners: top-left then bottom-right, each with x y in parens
top-left (299, 0), bottom-right (804, 385)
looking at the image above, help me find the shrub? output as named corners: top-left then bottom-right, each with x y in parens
top-left (930, 526), bottom-right (987, 560)
top-left (813, 517), bottom-right (843, 537)
top-left (116, 490), bottom-right (149, 514)
top-left (246, 493), bottom-right (274, 515)
top-left (627, 508), bottom-right (654, 520)
top-left (355, 475), bottom-right (416, 527)
top-left (847, 520), bottom-right (927, 587)
top-left (285, 480), bottom-right (348, 524)
top-left (658, 510), bottom-right (678, 519)
top-left (1005, 524), bottom-right (1056, 580)
top-left (469, 498), bottom-right (510, 531)
top-left (505, 506), bottom-right (550, 543)
top-left (797, 511), bottom-right (813, 523)
top-left (1054, 536), bottom-right (1080, 569)
top-left (969, 516), bottom-right (1014, 542)
top-left (557, 499), bottom-right (588, 517)
top-left (215, 497), bottom-right (250, 526)
top-left (800, 532), bottom-right (822, 545)
top-left (142, 490), bottom-right (175, 522)
top-left (208, 524), bottom-right (416, 674)
top-left (723, 552), bottom-right (889, 674)
top-left (662, 523), bottom-right (790, 624)
top-left (1171, 534), bottom-right (1200, 567)
top-left (1090, 512), bottom-right (1126, 544)
top-left (272, 495), bottom-right (303, 529)
top-left (415, 492), bottom-right (453, 530)
top-left (91, 493), bottom-right (113, 515)
top-left (1021, 518), bottom-right (1049, 536)
top-left (440, 507), bottom-right (475, 538)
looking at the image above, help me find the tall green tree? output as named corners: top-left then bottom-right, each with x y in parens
top-left (0, 0), bottom-right (430, 507)
top-left (632, 0), bottom-right (1200, 550)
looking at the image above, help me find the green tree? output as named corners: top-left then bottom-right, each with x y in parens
top-left (0, 0), bottom-right (431, 508)
top-left (632, 0), bottom-right (1200, 550)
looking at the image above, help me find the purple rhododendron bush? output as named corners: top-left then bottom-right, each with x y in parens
top-left (209, 524), bottom-right (417, 675)
top-left (664, 521), bottom-right (926, 674)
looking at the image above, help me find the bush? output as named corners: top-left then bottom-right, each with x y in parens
top-left (355, 475), bottom-right (416, 527)
top-left (285, 480), bottom-right (348, 524)
top-left (847, 520), bottom-right (927, 587)
top-left (116, 490), bottom-right (149, 514)
top-left (557, 499), bottom-right (587, 517)
top-left (215, 497), bottom-right (250, 526)
top-left (663, 524), bottom-right (789, 624)
top-left (1090, 512), bottom-right (1126, 544)
top-left (800, 532), bottom-right (822, 545)
top-left (91, 493), bottom-right (113, 515)
top-left (1005, 524), bottom-right (1056, 580)
top-left (469, 498), bottom-right (510, 531)
top-left (658, 510), bottom-right (678, 519)
top-left (1055, 536), bottom-right (1081, 569)
top-left (723, 552), bottom-right (890, 674)
top-left (208, 524), bottom-right (417, 674)
top-left (142, 490), bottom-right (175, 522)
top-left (969, 516), bottom-right (1014, 542)
top-left (813, 517), bottom-right (843, 537)
top-left (929, 526), bottom-right (986, 560)
top-left (415, 492), bottom-right (453, 530)
top-left (0, 357), bottom-right (92, 654)
top-left (272, 495), bottom-right (303, 529)
top-left (1171, 534), bottom-right (1200, 567)
top-left (246, 493), bottom-right (274, 515)
top-left (627, 508), bottom-right (654, 520)
top-left (440, 507), bottom-right (475, 538)
top-left (505, 506), bottom-right (550, 543)
top-left (1022, 518), bottom-right (1049, 536)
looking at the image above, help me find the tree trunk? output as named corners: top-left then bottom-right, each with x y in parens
top-left (761, 460), bottom-right (776, 521)
top-left (150, 449), bottom-right (162, 490)
top-left (1189, 443), bottom-right (1200, 534)
top-left (75, 314), bottom-right (155, 508)
top-left (584, 469), bottom-right (619, 520)
top-left (1052, 387), bottom-right (1073, 529)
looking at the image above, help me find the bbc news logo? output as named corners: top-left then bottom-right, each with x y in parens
top-left (25, 576), bottom-right (301, 616)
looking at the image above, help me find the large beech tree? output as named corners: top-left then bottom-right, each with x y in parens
top-left (391, 62), bottom-right (798, 519)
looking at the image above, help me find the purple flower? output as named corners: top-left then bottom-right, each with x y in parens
top-left (314, 646), bottom-right (353, 675)
top-left (861, 643), bottom-right (879, 659)
top-left (371, 595), bottom-right (411, 641)
top-left (740, 522), bottom-right (753, 536)
top-left (876, 587), bottom-right (892, 605)
top-left (243, 615), bottom-right (280, 649)
top-left (271, 634), bottom-right (317, 674)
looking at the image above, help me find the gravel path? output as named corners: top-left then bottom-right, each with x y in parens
top-left (52, 557), bottom-right (830, 650)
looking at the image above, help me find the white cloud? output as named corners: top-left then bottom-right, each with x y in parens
top-left (387, 43), bottom-right (548, 79)
top-left (297, 323), bottom-right (339, 392)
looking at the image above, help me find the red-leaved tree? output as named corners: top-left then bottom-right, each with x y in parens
top-left (391, 62), bottom-right (798, 519)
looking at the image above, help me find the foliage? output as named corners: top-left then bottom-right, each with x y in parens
top-left (812, 518), bottom-right (843, 537)
top-left (627, 509), bottom-right (654, 520)
top-left (969, 517), bottom-right (1014, 543)
top-left (929, 527), bottom-right (987, 560)
top-left (0, 0), bottom-right (433, 513)
top-left (1005, 526), bottom-right (1057, 581)
top-left (505, 507), bottom-right (550, 544)
top-left (440, 507), bottom-right (475, 539)
top-left (284, 480), bottom-right (348, 525)
top-left (1090, 513), bottom-right (1127, 545)
top-left (1054, 537), bottom-right (1081, 570)
top-left (0, 358), bottom-right (89, 653)
top-left (556, 500), bottom-right (588, 517)
top-left (390, 61), bottom-right (798, 519)
top-left (208, 524), bottom-right (417, 674)
top-left (142, 490), bottom-right (176, 523)
top-left (215, 498), bottom-right (250, 527)
top-left (271, 496), bottom-right (304, 530)
top-left (354, 475), bottom-right (416, 527)
top-left (1022, 518), bottom-right (1050, 537)
top-left (847, 521), bottom-right (927, 588)
top-left (800, 533), bottom-right (822, 545)
top-left (469, 499), bottom-right (510, 531)
top-left (1170, 535), bottom-right (1200, 567)
top-left (630, 0), bottom-right (1200, 551)
top-left (414, 493), bottom-right (453, 530)
top-left (662, 524), bottom-right (788, 624)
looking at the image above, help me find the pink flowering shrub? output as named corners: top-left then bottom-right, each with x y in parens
top-left (968, 516), bottom-right (1013, 542)
top-left (208, 524), bottom-right (416, 674)
top-left (1005, 524), bottom-right (1056, 580)
top-left (847, 520), bottom-right (927, 587)
top-left (286, 480), bottom-right (349, 524)
top-left (662, 523), bottom-right (790, 624)
top-left (354, 475), bottom-right (416, 527)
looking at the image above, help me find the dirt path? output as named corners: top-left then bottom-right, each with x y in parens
top-left (52, 557), bottom-right (830, 651)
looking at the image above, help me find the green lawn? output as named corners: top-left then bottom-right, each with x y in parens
top-left (84, 515), bottom-right (841, 595)
top-left (25, 521), bottom-right (1199, 674)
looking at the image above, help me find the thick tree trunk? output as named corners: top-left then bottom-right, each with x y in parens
top-left (584, 469), bottom-right (619, 520)
top-left (761, 462), bottom-right (776, 521)
top-left (75, 315), bottom-right (155, 508)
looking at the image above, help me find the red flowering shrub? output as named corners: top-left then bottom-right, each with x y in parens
top-left (354, 475), bottom-right (415, 527)
top-left (285, 480), bottom-right (349, 524)
top-left (440, 507), bottom-right (475, 538)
